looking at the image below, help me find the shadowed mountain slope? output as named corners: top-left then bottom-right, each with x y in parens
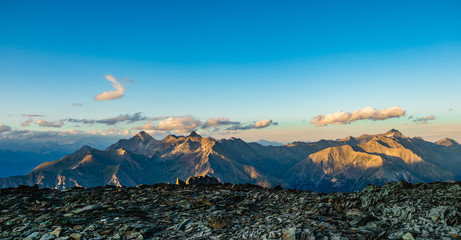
top-left (1, 129), bottom-right (460, 192)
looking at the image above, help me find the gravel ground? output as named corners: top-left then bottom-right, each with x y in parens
top-left (1, 181), bottom-right (460, 240)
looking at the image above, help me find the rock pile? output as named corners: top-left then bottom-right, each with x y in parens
top-left (185, 175), bottom-right (221, 185)
top-left (0, 181), bottom-right (460, 239)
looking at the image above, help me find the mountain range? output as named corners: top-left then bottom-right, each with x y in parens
top-left (1, 129), bottom-right (460, 192)
top-left (0, 142), bottom-right (80, 178)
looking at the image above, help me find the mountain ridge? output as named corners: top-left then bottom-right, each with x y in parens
top-left (1, 129), bottom-right (460, 192)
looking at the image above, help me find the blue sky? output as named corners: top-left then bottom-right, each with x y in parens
top-left (0, 0), bottom-right (460, 144)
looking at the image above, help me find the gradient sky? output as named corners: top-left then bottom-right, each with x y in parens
top-left (1, 0), bottom-right (460, 145)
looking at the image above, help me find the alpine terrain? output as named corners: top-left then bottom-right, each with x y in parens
top-left (1, 129), bottom-right (460, 192)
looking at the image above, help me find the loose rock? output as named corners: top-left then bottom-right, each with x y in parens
top-left (0, 181), bottom-right (460, 239)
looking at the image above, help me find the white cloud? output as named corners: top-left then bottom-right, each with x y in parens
top-left (157, 116), bottom-right (202, 133)
top-left (0, 123), bottom-right (11, 133)
top-left (94, 75), bottom-right (125, 101)
top-left (131, 116), bottom-right (202, 134)
top-left (254, 119), bottom-right (274, 128)
top-left (35, 120), bottom-right (64, 128)
top-left (311, 106), bottom-right (406, 127)
top-left (227, 119), bottom-right (277, 130)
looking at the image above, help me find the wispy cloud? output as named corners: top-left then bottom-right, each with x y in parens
top-left (413, 115), bottom-right (436, 124)
top-left (21, 118), bottom-right (34, 127)
top-left (95, 113), bottom-right (146, 125)
top-left (227, 119), bottom-right (277, 130)
top-left (65, 112), bottom-right (147, 126)
top-left (0, 123), bottom-right (11, 133)
top-left (202, 117), bottom-right (240, 129)
top-left (72, 103), bottom-right (83, 107)
top-left (35, 120), bottom-right (64, 128)
top-left (21, 114), bottom-right (44, 127)
top-left (311, 106), bottom-right (406, 127)
top-left (94, 75), bottom-right (125, 101)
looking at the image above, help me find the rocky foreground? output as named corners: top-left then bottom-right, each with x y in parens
top-left (1, 181), bottom-right (461, 240)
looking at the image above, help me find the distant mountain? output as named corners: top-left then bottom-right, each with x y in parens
top-left (1, 129), bottom-right (460, 192)
top-left (436, 138), bottom-right (459, 147)
top-left (255, 139), bottom-right (285, 146)
top-left (0, 142), bottom-right (81, 177)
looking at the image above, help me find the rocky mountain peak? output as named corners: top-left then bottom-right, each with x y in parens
top-left (76, 145), bottom-right (93, 155)
top-left (340, 136), bottom-right (354, 141)
top-left (384, 129), bottom-right (406, 138)
top-left (164, 134), bottom-right (178, 140)
top-left (134, 131), bottom-right (154, 142)
top-left (436, 138), bottom-right (459, 147)
top-left (339, 136), bottom-right (359, 145)
top-left (227, 137), bottom-right (244, 142)
top-left (188, 131), bottom-right (201, 138)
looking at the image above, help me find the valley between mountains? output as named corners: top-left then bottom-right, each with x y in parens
top-left (1, 129), bottom-right (460, 192)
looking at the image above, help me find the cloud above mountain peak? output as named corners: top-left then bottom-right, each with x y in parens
top-left (131, 116), bottom-right (203, 134)
top-left (157, 116), bottom-right (202, 133)
top-left (227, 119), bottom-right (277, 130)
top-left (311, 106), bottom-right (406, 127)
top-left (202, 117), bottom-right (240, 129)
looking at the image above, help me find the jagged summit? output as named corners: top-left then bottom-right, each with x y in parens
top-left (133, 131), bottom-right (154, 141)
top-left (436, 138), bottom-right (459, 147)
top-left (227, 137), bottom-right (244, 141)
top-left (106, 131), bottom-right (158, 156)
top-left (188, 131), bottom-right (201, 138)
top-left (384, 129), bottom-right (406, 138)
top-left (340, 136), bottom-right (355, 141)
top-left (163, 134), bottom-right (178, 143)
top-left (76, 145), bottom-right (93, 154)
top-left (339, 136), bottom-right (359, 145)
